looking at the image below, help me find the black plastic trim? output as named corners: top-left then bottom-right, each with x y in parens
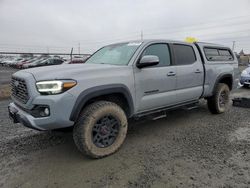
top-left (135, 100), bottom-right (199, 118)
top-left (70, 84), bottom-right (134, 122)
top-left (194, 42), bottom-right (206, 98)
top-left (212, 74), bottom-right (233, 94)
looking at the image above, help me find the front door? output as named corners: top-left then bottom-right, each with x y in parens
top-left (134, 43), bottom-right (177, 112)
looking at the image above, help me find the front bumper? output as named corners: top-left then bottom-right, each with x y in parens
top-left (8, 92), bottom-right (76, 130)
top-left (8, 103), bottom-right (42, 130)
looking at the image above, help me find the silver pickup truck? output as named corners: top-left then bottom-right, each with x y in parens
top-left (8, 40), bottom-right (239, 158)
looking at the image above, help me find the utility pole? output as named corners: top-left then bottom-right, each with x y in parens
top-left (141, 30), bottom-right (143, 41)
top-left (78, 42), bottom-right (80, 55)
top-left (232, 41), bottom-right (235, 52)
top-left (70, 47), bottom-right (73, 61)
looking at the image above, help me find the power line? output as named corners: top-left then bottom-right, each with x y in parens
top-left (1, 14), bottom-right (250, 53)
top-left (143, 14), bottom-right (250, 34)
top-left (1, 15), bottom-right (249, 49)
top-left (74, 15), bottom-right (250, 45)
top-left (143, 21), bottom-right (250, 38)
top-left (76, 14), bottom-right (250, 44)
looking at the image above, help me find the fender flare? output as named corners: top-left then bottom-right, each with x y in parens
top-left (212, 74), bottom-right (233, 94)
top-left (70, 84), bottom-right (134, 122)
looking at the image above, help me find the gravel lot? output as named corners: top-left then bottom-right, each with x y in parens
top-left (0, 87), bottom-right (250, 188)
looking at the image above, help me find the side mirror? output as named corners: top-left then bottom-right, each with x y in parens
top-left (137, 55), bottom-right (159, 68)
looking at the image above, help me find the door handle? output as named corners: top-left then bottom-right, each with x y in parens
top-left (194, 69), bottom-right (202, 73)
top-left (167, 71), bottom-right (176, 76)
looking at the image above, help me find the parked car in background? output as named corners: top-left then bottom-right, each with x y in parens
top-left (4, 57), bottom-right (24, 67)
top-left (0, 56), bottom-right (9, 66)
top-left (22, 58), bottom-right (48, 69)
top-left (63, 56), bottom-right (89, 64)
top-left (40, 57), bottom-right (64, 66)
top-left (16, 57), bottom-right (38, 69)
top-left (240, 66), bottom-right (250, 88)
top-left (23, 57), bottom-right (64, 68)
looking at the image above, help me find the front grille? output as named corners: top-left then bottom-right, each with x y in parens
top-left (10, 77), bottom-right (29, 104)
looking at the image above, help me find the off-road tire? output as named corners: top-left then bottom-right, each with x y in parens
top-left (73, 101), bottom-right (128, 158)
top-left (207, 83), bottom-right (230, 114)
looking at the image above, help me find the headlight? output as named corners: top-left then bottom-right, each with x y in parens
top-left (241, 70), bottom-right (248, 76)
top-left (36, 80), bottom-right (76, 95)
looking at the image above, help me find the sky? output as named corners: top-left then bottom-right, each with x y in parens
top-left (0, 0), bottom-right (250, 54)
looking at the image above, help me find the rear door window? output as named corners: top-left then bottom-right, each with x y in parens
top-left (173, 44), bottom-right (196, 65)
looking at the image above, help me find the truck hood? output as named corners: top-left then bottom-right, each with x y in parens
top-left (20, 64), bottom-right (127, 81)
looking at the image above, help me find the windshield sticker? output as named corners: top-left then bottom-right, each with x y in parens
top-left (127, 42), bottom-right (142, 46)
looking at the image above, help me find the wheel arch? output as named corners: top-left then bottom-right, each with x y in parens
top-left (213, 74), bottom-right (233, 94)
top-left (70, 84), bottom-right (134, 122)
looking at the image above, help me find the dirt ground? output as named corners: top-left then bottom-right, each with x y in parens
top-left (0, 86), bottom-right (250, 188)
top-left (0, 66), bottom-right (16, 85)
top-left (0, 67), bottom-right (16, 100)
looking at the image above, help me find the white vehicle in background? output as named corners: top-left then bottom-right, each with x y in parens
top-left (0, 56), bottom-right (8, 66)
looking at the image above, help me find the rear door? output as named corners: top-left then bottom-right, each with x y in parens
top-left (172, 43), bottom-right (204, 102)
top-left (134, 43), bottom-right (177, 112)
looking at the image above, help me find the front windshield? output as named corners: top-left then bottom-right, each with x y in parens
top-left (85, 42), bottom-right (142, 65)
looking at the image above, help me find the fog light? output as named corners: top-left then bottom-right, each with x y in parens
top-left (31, 105), bottom-right (50, 117)
top-left (44, 108), bottom-right (50, 116)
top-left (39, 107), bottom-right (50, 117)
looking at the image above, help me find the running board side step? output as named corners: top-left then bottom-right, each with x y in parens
top-left (152, 112), bottom-right (167, 120)
top-left (134, 100), bottom-right (199, 119)
top-left (183, 102), bottom-right (199, 110)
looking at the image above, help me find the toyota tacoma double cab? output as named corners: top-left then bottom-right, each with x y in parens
top-left (8, 40), bottom-right (239, 158)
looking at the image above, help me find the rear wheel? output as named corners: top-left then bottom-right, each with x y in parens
top-left (207, 83), bottom-right (230, 114)
top-left (73, 101), bottom-right (128, 158)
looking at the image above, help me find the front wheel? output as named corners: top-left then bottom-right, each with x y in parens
top-left (207, 83), bottom-right (230, 114)
top-left (73, 101), bottom-right (128, 158)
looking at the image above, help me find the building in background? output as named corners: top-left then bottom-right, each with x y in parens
top-left (239, 50), bottom-right (250, 65)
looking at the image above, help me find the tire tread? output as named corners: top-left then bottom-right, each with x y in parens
top-left (73, 101), bottom-right (127, 158)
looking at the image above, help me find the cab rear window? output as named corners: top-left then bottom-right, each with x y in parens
top-left (204, 47), bottom-right (234, 61)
